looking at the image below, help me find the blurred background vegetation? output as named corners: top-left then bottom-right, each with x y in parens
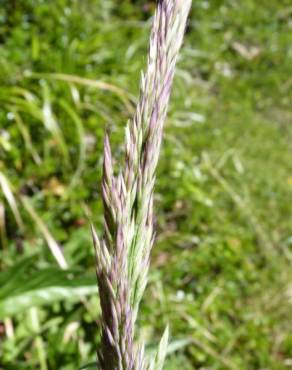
top-left (0, 0), bottom-right (292, 369)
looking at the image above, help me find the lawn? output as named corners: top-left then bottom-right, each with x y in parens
top-left (0, 1), bottom-right (291, 369)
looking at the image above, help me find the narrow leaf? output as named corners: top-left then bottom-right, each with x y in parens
top-left (21, 196), bottom-right (68, 270)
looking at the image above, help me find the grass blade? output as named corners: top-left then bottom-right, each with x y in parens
top-left (59, 99), bottom-right (86, 191)
top-left (21, 196), bottom-right (68, 270)
top-left (12, 111), bottom-right (42, 165)
top-left (41, 81), bottom-right (69, 160)
top-left (0, 171), bottom-right (24, 231)
top-left (0, 263), bottom-right (98, 318)
top-left (0, 201), bottom-right (7, 249)
top-left (25, 71), bottom-right (135, 113)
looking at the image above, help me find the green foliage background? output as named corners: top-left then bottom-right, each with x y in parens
top-left (0, 0), bottom-right (292, 369)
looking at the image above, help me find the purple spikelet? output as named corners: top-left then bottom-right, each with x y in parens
top-left (92, 1), bottom-right (191, 369)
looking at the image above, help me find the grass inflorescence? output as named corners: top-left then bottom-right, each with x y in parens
top-left (92, 1), bottom-right (191, 368)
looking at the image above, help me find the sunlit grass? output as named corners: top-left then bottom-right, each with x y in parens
top-left (0, 1), bottom-right (291, 369)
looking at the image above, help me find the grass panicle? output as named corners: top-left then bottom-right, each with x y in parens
top-left (92, 1), bottom-right (191, 369)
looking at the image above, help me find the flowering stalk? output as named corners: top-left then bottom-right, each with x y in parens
top-left (92, 1), bottom-right (191, 369)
